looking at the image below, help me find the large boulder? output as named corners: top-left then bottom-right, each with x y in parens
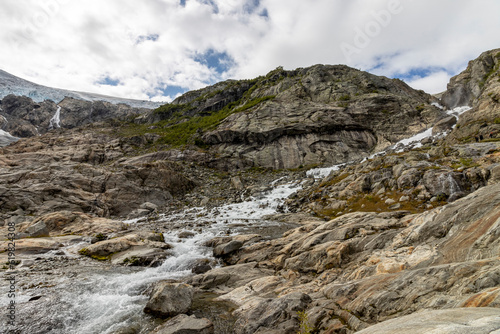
top-left (144, 282), bottom-right (195, 318)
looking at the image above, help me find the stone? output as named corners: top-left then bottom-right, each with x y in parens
top-left (432, 116), bottom-right (457, 135)
top-left (399, 196), bottom-right (410, 202)
top-left (152, 314), bottom-right (214, 334)
top-left (144, 282), bottom-right (195, 318)
top-left (111, 246), bottom-right (171, 267)
top-left (213, 240), bottom-right (244, 257)
top-left (389, 203), bottom-right (401, 210)
top-left (356, 308), bottom-right (500, 334)
top-left (140, 202), bottom-right (158, 211)
top-left (385, 199), bottom-right (396, 205)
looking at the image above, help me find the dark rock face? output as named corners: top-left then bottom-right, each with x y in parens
top-left (199, 65), bottom-right (444, 168)
top-left (0, 95), bottom-right (146, 139)
top-left (442, 48), bottom-right (500, 109)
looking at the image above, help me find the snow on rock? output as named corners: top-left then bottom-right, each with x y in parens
top-left (0, 129), bottom-right (19, 146)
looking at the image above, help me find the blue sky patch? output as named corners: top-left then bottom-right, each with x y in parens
top-left (198, 0), bottom-right (219, 13)
top-left (194, 49), bottom-right (234, 74)
top-left (180, 0), bottom-right (186, 6)
top-left (158, 85), bottom-right (187, 98)
top-left (97, 76), bottom-right (120, 86)
top-left (394, 66), bottom-right (451, 80)
top-left (136, 34), bottom-right (159, 44)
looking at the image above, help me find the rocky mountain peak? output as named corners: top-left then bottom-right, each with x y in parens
top-left (442, 48), bottom-right (500, 109)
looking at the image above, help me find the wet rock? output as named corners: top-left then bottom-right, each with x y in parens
top-left (178, 231), bottom-right (196, 239)
top-left (432, 116), bottom-right (457, 135)
top-left (213, 240), bottom-right (244, 257)
top-left (144, 282), bottom-right (195, 318)
top-left (188, 262), bottom-right (274, 292)
top-left (79, 232), bottom-right (167, 259)
top-left (152, 314), bottom-right (214, 334)
top-left (111, 245), bottom-right (171, 267)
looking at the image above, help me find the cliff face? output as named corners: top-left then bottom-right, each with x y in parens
top-left (444, 49), bottom-right (500, 143)
top-left (201, 65), bottom-right (444, 169)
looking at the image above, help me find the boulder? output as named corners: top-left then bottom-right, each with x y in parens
top-left (432, 116), bottom-right (457, 135)
top-left (213, 240), bottom-right (243, 257)
top-left (144, 282), bottom-right (195, 318)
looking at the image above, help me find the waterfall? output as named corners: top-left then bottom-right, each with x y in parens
top-left (49, 105), bottom-right (61, 129)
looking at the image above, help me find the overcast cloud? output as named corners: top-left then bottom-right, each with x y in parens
top-left (1, 0), bottom-right (499, 102)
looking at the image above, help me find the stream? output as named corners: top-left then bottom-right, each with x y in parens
top-left (1, 177), bottom-right (304, 334)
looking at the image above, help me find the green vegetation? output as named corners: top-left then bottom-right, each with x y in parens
top-left (297, 310), bottom-right (315, 334)
top-left (118, 74), bottom-right (276, 148)
top-left (94, 233), bottom-right (107, 242)
top-left (78, 248), bottom-right (110, 261)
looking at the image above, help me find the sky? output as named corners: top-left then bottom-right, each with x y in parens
top-left (1, 0), bottom-right (500, 103)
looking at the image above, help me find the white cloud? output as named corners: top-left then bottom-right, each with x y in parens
top-left (0, 0), bottom-right (499, 102)
top-left (404, 71), bottom-right (452, 95)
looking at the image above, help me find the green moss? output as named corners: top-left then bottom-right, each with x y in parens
top-left (79, 248), bottom-right (90, 256)
top-left (94, 233), bottom-right (107, 242)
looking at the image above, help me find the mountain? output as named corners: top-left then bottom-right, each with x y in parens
top-left (129, 65), bottom-right (446, 169)
top-left (0, 69), bottom-right (163, 109)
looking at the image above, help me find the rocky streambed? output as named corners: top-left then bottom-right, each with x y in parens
top-left (0, 173), bottom-right (307, 334)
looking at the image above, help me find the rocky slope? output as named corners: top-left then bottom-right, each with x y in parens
top-left (126, 65), bottom-right (445, 169)
top-left (189, 182), bottom-right (500, 333)
top-left (444, 48), bottom-right (500, 144)
top-left (0, 126), bottom-right (195, 219)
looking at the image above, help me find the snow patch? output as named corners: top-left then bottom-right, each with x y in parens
top-left (306, 164), bottom-right (345, 179)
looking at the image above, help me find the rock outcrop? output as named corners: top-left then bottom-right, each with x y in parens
top-left (188, 182), bottom-right (500, 333)
top-left (201, 66), bottom-right (444, 169)
top-left (0, 127), bottom-right (195, 218)
top-left (356, 308), bottom-right (500, 334)
top-left (127, 65), bottom-right (446, 169)
top-left (444, 48), bottom-right (500, 143)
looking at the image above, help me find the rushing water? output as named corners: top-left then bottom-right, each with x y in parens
top-left (1, 177), bottom-right (304, 334)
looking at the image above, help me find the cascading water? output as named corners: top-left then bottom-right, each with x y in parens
top-left (0, 177), bottom-right (304, 334)
top-left (49, 105), bottom-right (61, 129)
